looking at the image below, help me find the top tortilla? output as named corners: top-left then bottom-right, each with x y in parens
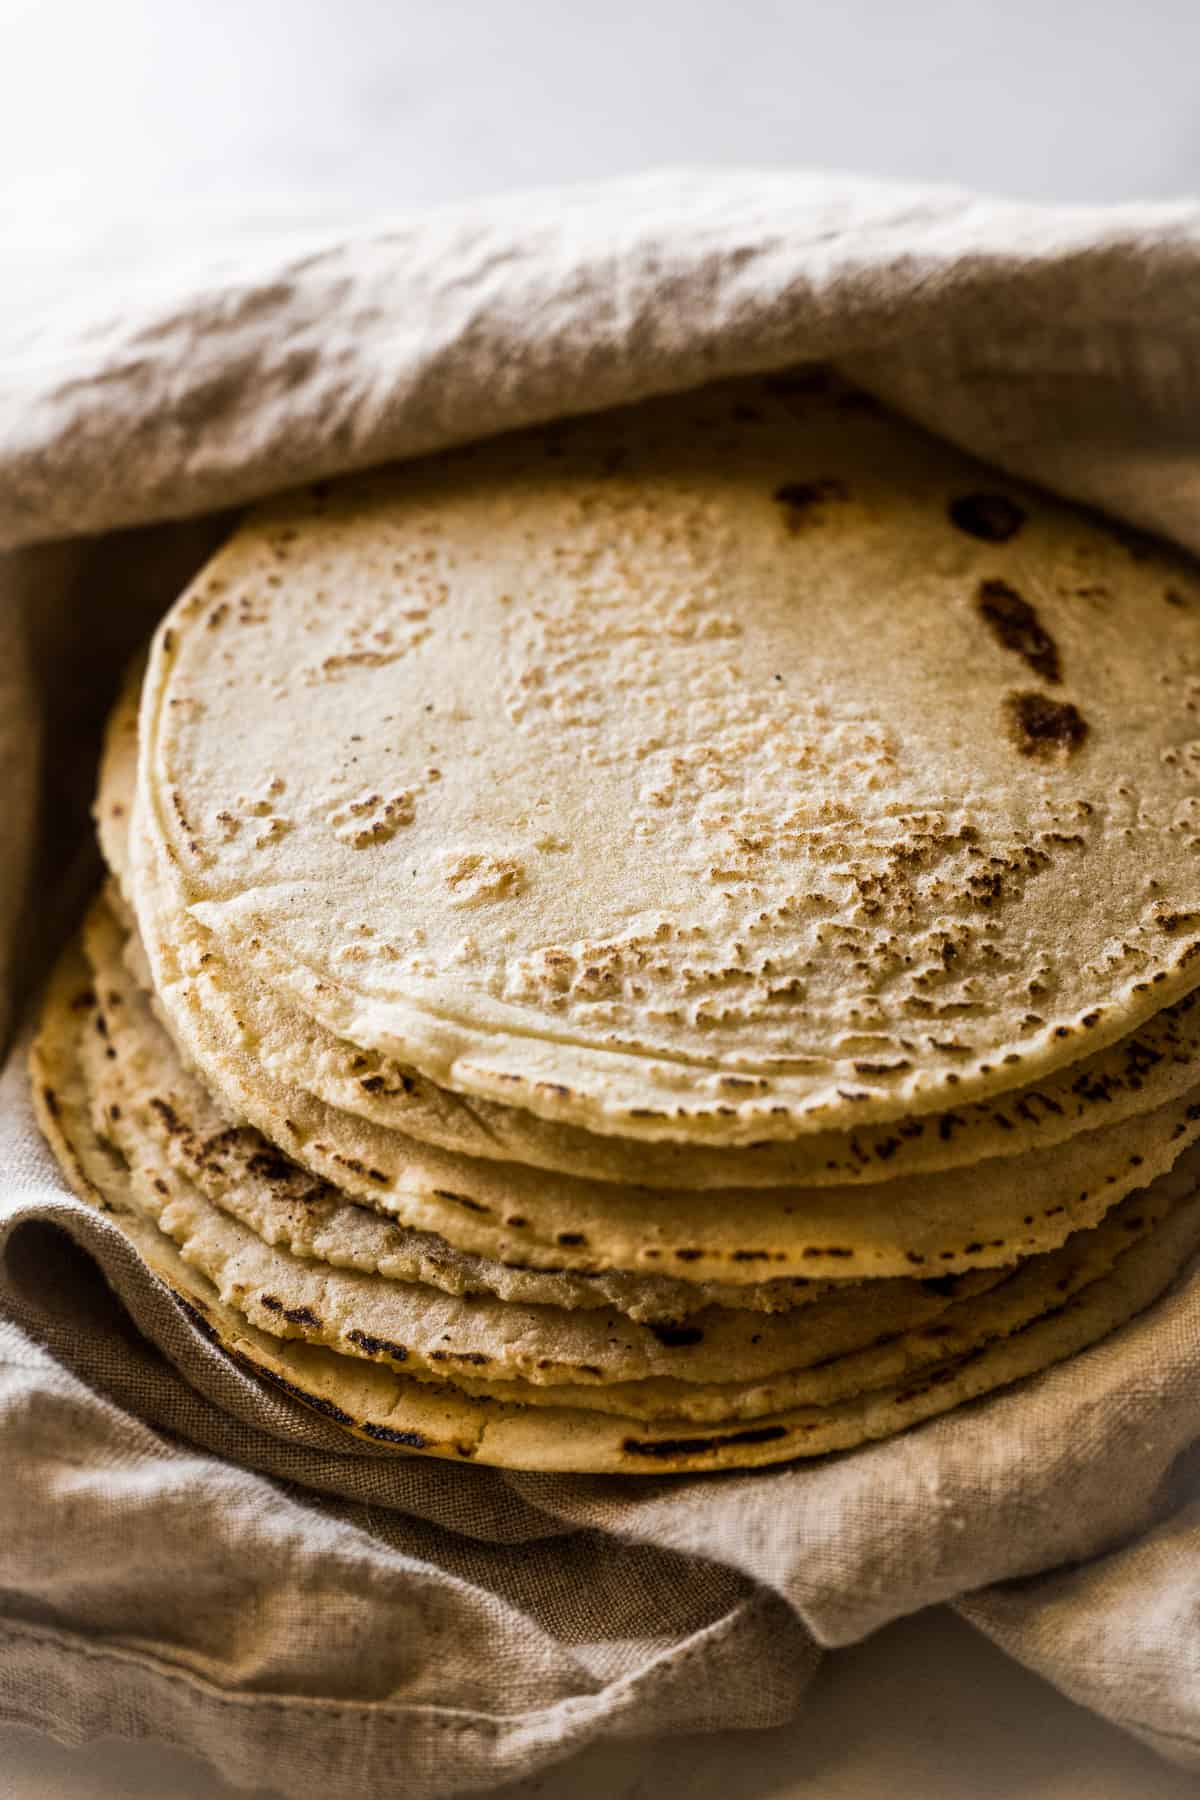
top-left (138, 370), bottom-right (1200, 1144)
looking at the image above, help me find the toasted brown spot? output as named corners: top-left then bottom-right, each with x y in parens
top-left (176, 1297), bottom-right (219, 1343)
top-left (347, 1328), bottom-right (408, 1362)
top-left (1156, 910), bottom-right (1200, 934)
top-left (949, 493), bottom-right (1026, 542)
top-left (647, 1323), bottom-right (706, 1348)
top-left (920, 1275), bottom-right (963, 1298)
top-left (246, 1147), bottom-right (296, 1183)
top-left (263, 1373), bottom-right (354, 1425)
top-left (360, 1422), bottom-right (428, 1448)
top-left (1004, 691), bottom-right (1089, 760)
top-left (622, 1425), bottom-right (788, 1459)
top-left (976, 579), bottom-right (1061, 683)
top-left (773, 478), bottom-right (848, 529)
top-left (433, 1189), bottom-right (490, 1215)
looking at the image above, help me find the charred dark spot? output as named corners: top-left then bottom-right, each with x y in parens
top-left (1004, 691), bottom-right (1089, 760)
top-left (260, 1294), bottom-right (283, 1312)
top-left (263, 1372), bottom-right (354, 1425)
top-left (433, 1189), bottom-right (490, 1215)
top-left (674, 1249), bottom-right (703, 1263)
top-left (360, 1422), bottom-right (428, 1448)
top-left (975, 579), bottom-right (1061, 683)
top-left (347, 1328), bottom-right (408, 1361)
top-left (247, 1148), bottom-right (296, 1182)
top-left (852, 1058), bottom-right (911, 1075)
top-left (148, 1096), bottom-right (182, 1135)
top-left (801, 1246), bottom-right (854, 1260)
top-left (949, 493), bottom-right (1026, 542)
top-left (556, 1232), bottom-right (587, 1247)
top-left (176, 1296), bottom-right (219, 1343)
top-left (647, 1322), bottom-right (706, 1348)
top-left (1156, 910), bottom-right (1200, 934)
top-left (622, 1425), bottom-right (788, 1459)
top-left (70, 987), bottom-right (97, 1012)
top-left (281, 1304), bottom-right (318, 1327)
top-left (773, 478), bottom-right (848, 530)
top-left (41, 1085), bottom-right (59, 1119)
top-left (919, 1275), bottom-right (963, 1298)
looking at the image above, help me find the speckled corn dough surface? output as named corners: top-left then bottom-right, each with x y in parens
top-left (85, 895), bottom-right (1031, 1405)
top-left (33, 934), bottom-right (1200, 1471)
top-left (95, 657), bottom-right (1200, 1189)
top-left (135, 372), bottom-right (1200, 1144)
top-left (91, 893), bottom-right (858, 1323)
top-left (79, 943), bottom-right (1185, 1420)
top-left (127, 829), bottom-right (1200, 1284)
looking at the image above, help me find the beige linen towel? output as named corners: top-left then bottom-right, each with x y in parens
top-left (3, 168), bottom-right (1200, 1799)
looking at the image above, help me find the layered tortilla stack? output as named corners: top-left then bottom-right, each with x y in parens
top-left (32, 371), bottom-right (1200, 1472)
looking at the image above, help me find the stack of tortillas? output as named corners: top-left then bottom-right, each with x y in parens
top-left (31, 369), bottom-right (1200, 1473)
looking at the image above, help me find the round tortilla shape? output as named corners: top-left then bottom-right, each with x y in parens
top-left (87, 892), bottom-right (848, 1323)
top-left (137, 372), bottom-right (1200, 1145)
top-left (99, 655), bottom-right (1200, 1188)
top-left (32, 936), bottom-right (1200, 1471)
top-left (82, 919), bottom-right (1003, 1389)
top-left (129, 840), bottom-right (1200, 1283)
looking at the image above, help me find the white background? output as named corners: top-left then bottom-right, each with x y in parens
top-left (3, 1), bottom-right (1199, 1794)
